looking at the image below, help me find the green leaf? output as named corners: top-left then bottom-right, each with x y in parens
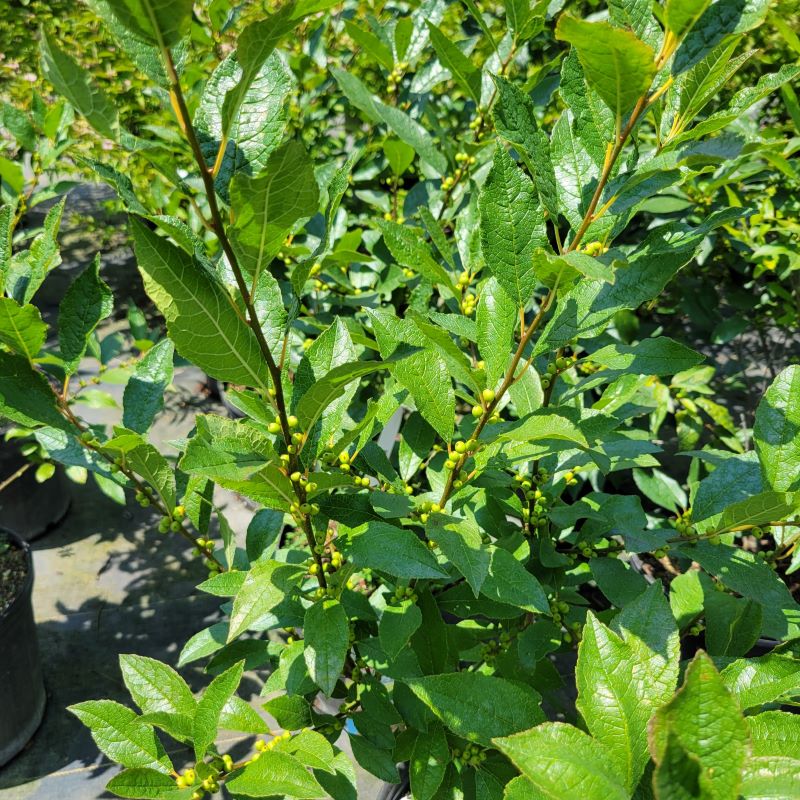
top-left (196, 52), bottom-right (293, 198)
top-left (491, 75), bottom-right (558, 220)
top-left (532, 249), bottom-right (616, 288)
top-left (229, 140), bottom-right (319, 280)
top-left (192, 660), bottom-right (244, 761)
top-left (664, 0), bottom-right (712, 40)
top-left (405, 673), bottom-right (544, 746)
top-left (380, 599), bottom-right (423, 661)
top-left (0, 351), bottom-right (71, 432)
top-left (68, 700), bottom-right (172, 774)
top-left (555, 16), bottom-right (656, 120)
top-left (720, 651), bottom-right (800, 711)
top-left (119, 655), bottom-right (196, 719)
top-left (131, 218), bottom-right (271, 391)
top-left (122, 339), bottom-right (174, 434)
top-left (748, 710), bottom-right (800, 758)
top-left (263, 694), bottom-right (312, 731)
top-left (344, 20), bottom-right (393, 70)
top-left (105, 435), bottom-right (176, 508)
top-left (58, 255), bottom-right (113, 375)
top-left (377, 219), bottom-right (456, 296)
top-left (410, 723), bottom-right (449, 800)
top-left (480, 547), bottom-right (549, 614)
top-left (652, 732), bottom-right (704, 800)
top-left (330, 67), bottom-right (446, 173)
top-left (293, 318), bottom-right (357, 454)
top-left (219, 695), bottom-right (269, 734)
top-left (495, 722), bottom-right (628, 800)
top-left (426, 22), bottom-right (481, 103)
top-left (0, 298), bottom-right (46, 362)
top-left (753, 365), bottom-right (800, 492)
top-left (347, 521), bottom-right (449, 579)
top-left (426, 514), bottom-right (490, 596)
top-left (349, 735), bottom-right (399, 784)
top-left (228, 560), bottom-right (304, 641)
top-left (226, 750), bottom-right (327, 798)
top-left (476, 277), bottom-right (517, 387)
top-left (106, 768), bottom-right (194, 799)
top-left (587, 337), bottom-right (703, 376)
top-left (0, 202), bottom-right (15, 284)
top-left (479, 144), bottom-right (548, 307)
top-left (220, 1), bottom-right (299, 138)
top-left (649, 651), bottom-right (748, 800)
top-left (303, 599), bottom-right (349, 695)
top-left (102, 0), bottom-right (192, 46)
top-left (40, 29), bottom-right (119, 139)
top-left (282, 728), bottom-right (336, 773)
top-left (7, 198), bottom-right (66, 305)
top-left (704, 593), bottom-right (762, 657)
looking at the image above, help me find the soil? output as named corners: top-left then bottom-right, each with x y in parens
top-left (0, 534), bottom-right (28, 616)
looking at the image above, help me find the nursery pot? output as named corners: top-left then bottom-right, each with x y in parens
top-left (0, 528), bottom-right (46, 766)
top-left (0, 438), bottom-right (71, 541)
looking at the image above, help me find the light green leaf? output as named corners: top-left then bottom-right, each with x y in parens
top-left (0, 298), bottom-right (46, 362)
top-left (196, 52), bottom-right (293, 198)
top-left (664, 0), bottom-right (712, 40)
top-left (102, 0), bottom-right (192, 46)
top-left (119, 654), bottom-right (196, 718)
top-left (123, 339), bottom-right (174, 434)
top-left (748, 710), bottom-right (800, 758)
top-left (68, 700), bottom-right (172, 774)
top-left (495, 722), bottom-right (628, 800)
top-left (0, 202), bottom-right (15, 284)
top-left (406, 673), bottom-right (544, 746)
top-left (219, 695), bottom-right (269, 734)
top-left (479, 144), bottom-right (548, 307)
top-left (229, 140), bottom-right (319, 281)
top-left (753, 365), bottom-right (800, 492)
top-left (344, 20), bottom-right (393, 70)
top-left (720, 651), bottom-right (800, 711)
top-left (555, 16), bottom-right (656, 120)
top-left (40, 30), bottom-right (119, 139)
top-left (532, 249), bottom-right (616, 287)
top-left (263, 695), bottom-right (312, 731)
top-left (649, 651), bottom-right (748, 800)
top-left (225, 749), bottom-right (327, 798)
top-left (106, 768), bottom-right (194, 799)
top-left (59, 255), bottom-right (113, 375)
top-left (192, 661), bottom-right (244, 761)
top-left (379, 599), bottom-right (423, 661)
top-left (476, 277), bottom-right (517, 387)
top-left (228, 560), bottom-right (304, 641)
top-left (281, 729), bottom-right (336, 773)
top-left (131, 218), bottom-right (271, 391)
top-left (303, 599), bottom-right (349, 696)
top-left (347, 521), bottom-right (449, 580)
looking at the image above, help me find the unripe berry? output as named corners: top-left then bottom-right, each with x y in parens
top-left (287, 415), bottom-right (299, 428)
top-left (482, 388), bottom-right (495, 403)
top-left (268, 422), bottom-right (281, 434)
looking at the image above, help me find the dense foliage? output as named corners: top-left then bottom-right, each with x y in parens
top-left (1, 1), bottom-right (799, 799)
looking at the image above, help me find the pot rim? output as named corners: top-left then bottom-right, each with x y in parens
top-left (0, 526), bottom-right (34, 623)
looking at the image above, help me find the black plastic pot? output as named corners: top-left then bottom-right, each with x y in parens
top-left (0, 440), bottom-right (71, 541)
top-left (0, 528), bottom-right (46, 766)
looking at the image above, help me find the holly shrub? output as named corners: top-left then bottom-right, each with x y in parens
top-left (1, 1), bottom-right (800, 799)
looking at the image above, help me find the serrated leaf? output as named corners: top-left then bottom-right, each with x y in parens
top-left (40, 29), bottom-right (119, 139)
top-left (476, 277), bottom-right (517, 387)
top-left (426, 514), bottom-right (490, 596)
top-left (219, 694), bottom-right (269, 734)
top-left (587, 337), bottom-right (703, 376)
top-left (720, 651), bottom-right (800, 711)
top-left (753, 365), bottom-right (800, 493)
top-left (495, 722), bottom-right (628, 800)
top-left (229, 140), bottom-right (319, 281)
top-left (226, 749), bottom-right (327, 798)
top-left (410, 723), bottom-right (449, 800)
top-left (192, 661), bottom-right (244, 761)
top-left (106, 768), bottom-right (194, 799)
top-left (556, 16), bottom-right (656, 120)
top-left (479, 144), bottom-right (548, 307)
top-left (196, 52), bottom-right (293, 198)
top-left (131, 218), bottom-right (271, 391)
top-left (649, 652), bottom-right (748, 800)
top-left (122, 339), bottom-right (174, 434)
top-left (426, 22), bottom-right (481, 102)
top-left (119, 654), bottom-right (196, 719)
top-left (405, 673), bottom-right (543, 746)
top-left (0, 298), bottom-right (46, 362)
top-left (59, 255), bottom-right (113, 375)
top-left (68, 700), bottom-right (172, 774)
top-left (303, 599), bottom-right (349, 696)
top-left (0, 351), bottom-right (71, 432)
